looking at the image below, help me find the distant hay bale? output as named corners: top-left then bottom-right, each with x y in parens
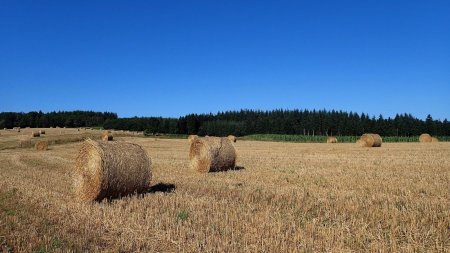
top-left (431, 137), bottom-right (439, 142)
top-left (327, 136), bottom-right (338, 143)
top-left (35, 141), bottom-right (49, 151)
top-left (228, 135), bottom-right (237, 143)
top-left (101, 132), bottom-right (113, 141)
top-left (39, 130), bottom-right (45, 135)
top-left (74, 139), bottom-right (152, 201)
top-left (358, 133), bottom-right (382, 147)
top-left (18, 138), bottom-right (32, 148)
top-left (188, 135), bottom-right (199, 143)
top-left (419, 133), bottom-right (432, 143)
top-left (31, 131), bottom-right (40, 137)
top-left (189, 136), bottom-right (237, 173)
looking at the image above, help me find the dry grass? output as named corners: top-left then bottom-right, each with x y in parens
top-left (0, 128), bottom-right (136, 150)
top-left (0, 130), bottom-right (449, 252)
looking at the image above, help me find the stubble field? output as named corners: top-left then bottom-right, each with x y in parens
top-left (0, 128), bottom-right (449, 252)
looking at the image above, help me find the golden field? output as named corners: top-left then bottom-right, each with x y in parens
top-left (0, 128), bottom-right (449, 252)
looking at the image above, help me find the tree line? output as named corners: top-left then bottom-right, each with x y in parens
top-left (105, 109), bottom-right (450, 137)
top-left (1, 109), bottom-right (449, 137)
top-left (0, 111), bottom-right (117, 129)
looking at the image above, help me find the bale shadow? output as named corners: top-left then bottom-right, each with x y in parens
top-left (230, 166), bottom-right (245, 171)
top-left (148, 183), bottom-right (176, 193)
top-left (208, 166), bottom-right (245, 173)
top-left (101, 183), bottom-right (176, 203)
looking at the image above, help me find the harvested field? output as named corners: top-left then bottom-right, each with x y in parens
top-left (0, 129), bottom-right (449, 252)
top-left (0, 128), bottom-right (138, 150)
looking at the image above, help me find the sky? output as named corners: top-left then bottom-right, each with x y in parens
top-left (0, 1), bottom-right (449, 120)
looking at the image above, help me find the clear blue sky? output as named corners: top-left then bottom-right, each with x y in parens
top-left (1, 1), bottom-right (449, 120)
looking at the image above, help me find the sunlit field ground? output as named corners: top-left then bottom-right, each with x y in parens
top-left (0, 129), bottom-right (449, 252)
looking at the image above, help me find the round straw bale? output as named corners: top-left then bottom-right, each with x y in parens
top-left (18, 138), bottom-right (32, 148)
top-left (31, 131), bottom-right (40, 137)
top-left (35, 141), bottom-right (49, 151)
top-left (189, 136), bottom-right (237, 173)
top-left (74, 139), bottom-right (152, 201)
top-left (431, 137), bottom-right (439, 142)
top-left (419, 133), bottom-right (432, 143)
top-left (326, 136), bottom-right (338, 143)
top-left (39, 130), bottom-right (45, 135)
top-left (228, 135), bottom-right (237, 143)
top-left (188, 135), bottom-right (199, 144)
top-left (101, 132), bottom-right (113, 141)
top-left (358, 133), bottom-right (382, 147)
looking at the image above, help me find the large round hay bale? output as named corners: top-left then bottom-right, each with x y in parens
top-left (431, 137), bottom-right (439, 142)
top-left (101, 132), bottom-right (113, 141)
top-left (35, 141), bottom-right (49, 151)
top-left (31, 131), bottom-right (40, 137)
top-left (188, 135), bottom-right (199, 144)
top-left (358, 133), bottom-right (382, 147)
top-left (228, 135), bottom-right (237, 143)
top-left (189, 136), bottom-right (237, 173)
top-left (74, 139), bottom-right (152, 201)
top-left (39, 130), bottom-right (46, 135)
top-left (327, 136), bottom-right (338, 143)
top-left (419, 133), bottom-right (432, 143)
